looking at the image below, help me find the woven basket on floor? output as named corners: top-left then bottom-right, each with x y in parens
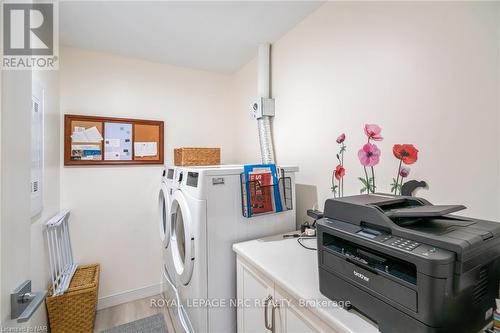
top-left (46, 264), bottom-right (100, 333)
top-left (174, 147), bottom-right (220, 166)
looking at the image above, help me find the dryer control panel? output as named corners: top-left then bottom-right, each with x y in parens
top-left (186, 172), bottom-right (199, 187)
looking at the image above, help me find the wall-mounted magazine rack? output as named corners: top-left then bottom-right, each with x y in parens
top-left (240, 168), bottom-right (293, 218)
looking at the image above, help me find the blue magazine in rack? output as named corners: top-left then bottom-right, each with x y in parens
top-left (243, 164), bottom-right (283, 217)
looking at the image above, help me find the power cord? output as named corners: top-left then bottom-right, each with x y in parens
top-left (292, 209), bottom-right (323, 251)
top-left (297, 232), bottom-right (317, 251)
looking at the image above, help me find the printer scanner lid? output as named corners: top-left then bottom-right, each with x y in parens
top-left (324, 194), bottom-right (466, 223)
top-left (323, 194), bottom-right (500, 255)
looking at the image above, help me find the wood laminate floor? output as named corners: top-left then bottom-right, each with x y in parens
top-left (94, 295), bottom-right (176, 333)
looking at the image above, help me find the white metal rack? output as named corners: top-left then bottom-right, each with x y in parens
top-left (46, 210), bottom-right (78, 296)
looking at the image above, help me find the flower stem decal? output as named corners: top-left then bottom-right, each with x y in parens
top-left (391, 144), bottom-right (419, 195)
top-left (358, 124), bottom-right (382, 194)
top-left (332, 133), bottom-right (346, 197)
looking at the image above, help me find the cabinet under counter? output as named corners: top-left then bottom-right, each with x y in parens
top-left (233, 233), bottom-right (379, 333)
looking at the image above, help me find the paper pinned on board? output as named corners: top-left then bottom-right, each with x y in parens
top-left (134, 142), bottom-right (157, 157)
top-left (104, 122), bottom-right (132, 161)
top-left (71, 126), bottom-right (103, 143)
top-left (105, 151), bottom-right (122, 160)
top-left (105, 138), bottom-right (120, 148)
top-left (71, 144), bottom-right (101, 160)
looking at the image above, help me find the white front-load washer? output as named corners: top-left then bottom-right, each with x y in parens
top-left (171, 186), bottom-right (206, 332)
top-left (159, 166), bottom-right (175, 249)
top-left (168, 167), bottom-right (202, 333)
top-left (158, 166), bottom-right (178, 304)
top-left (168, 165), bottom-right (298, 333)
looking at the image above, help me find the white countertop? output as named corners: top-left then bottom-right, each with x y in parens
top-left (233, 233), bottom-right (379, 333)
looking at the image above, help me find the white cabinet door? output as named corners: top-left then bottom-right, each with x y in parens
top-left (237, 257), bottom-right (275, 333)
top-left (284, 305), bottom-right (317, 333)
top-left (274, 289), bottom-right (316, 333)
top-left (236, 257), bottom-right (337, 333)
top-left (274, 287), bottom-right (335, 333)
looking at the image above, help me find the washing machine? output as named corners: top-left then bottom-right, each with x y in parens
top-left (167, 165), bottom-right (298, 333)
top-left (159, 166), bottom-right (175, 253)
top-left (158, 166), bottom-right (178, 303)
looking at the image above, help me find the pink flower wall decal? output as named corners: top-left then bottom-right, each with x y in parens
top-left (336, 133), bottom-right (346, 144)
top-left (358, 124), bottom-right (382, 194)
top-left (399, 165), bottom-right (411, 178)
top-left (364, 124), bottom-right (383, 141)
top-left (358, 143), bottom-right (381, 167)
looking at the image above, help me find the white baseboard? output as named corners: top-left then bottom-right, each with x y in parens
top-left (97, 283), bottom-right (162, 310)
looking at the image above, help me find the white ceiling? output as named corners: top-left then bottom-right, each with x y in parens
top-left (60, 1), bottom-right (323, 73)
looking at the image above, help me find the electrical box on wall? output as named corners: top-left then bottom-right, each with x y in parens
top-left (250, 97), bottom-right (275, 120)
top-left (31, 86), bottom-right (43, 217)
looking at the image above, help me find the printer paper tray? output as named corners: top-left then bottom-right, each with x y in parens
top-left (322, 250), bottom-right (418, 312)
top-left (323, 233), bottom-right (417, 285)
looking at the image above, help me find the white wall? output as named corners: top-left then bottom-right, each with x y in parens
top-left (58, 1), bottom-right (500, 309)
top-left (233, 1), bottom-right (500, 223)
top-left (59, 47), bottom-right (237, 307)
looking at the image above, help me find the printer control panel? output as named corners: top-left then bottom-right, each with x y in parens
top-left (386, 237), bottom-right (439, 257)
top-left (356, 228), bottom-right (441, 258)
top-left (388, 238), bottom-right (420, 251)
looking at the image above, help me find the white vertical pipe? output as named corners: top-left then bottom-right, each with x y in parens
top-left (257, 43), bottom-right (276, 164)
top-left (258, 43), bottom-right (270, 98)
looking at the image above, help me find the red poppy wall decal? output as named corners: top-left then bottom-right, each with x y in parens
top-left (335, 164), bottom-right (345, 181)
top-left (358, 124), bottom-right (382, 194)
top-left (330, 125), bottom-right (422, 197)
top-left (393, 144), bottom-right (419, 165)
top-left (391, 144), bottom-right (419, 195)
top-left (332, 133), bottom-right (346, 198)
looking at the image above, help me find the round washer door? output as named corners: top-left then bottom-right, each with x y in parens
top-left (158, 182), bottom-right (170, 247)
top-left (170, 190), bottom-right (195, 286)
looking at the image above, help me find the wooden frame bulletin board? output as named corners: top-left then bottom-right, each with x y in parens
top-left (64, 114), bottom-right (164, 166)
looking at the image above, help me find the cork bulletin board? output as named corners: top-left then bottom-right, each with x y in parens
top-left (134, 124), bottom-right (161, 161)
top-left (64, 114), bottom-right (164, 166)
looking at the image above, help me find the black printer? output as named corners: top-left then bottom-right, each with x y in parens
top-left (316, 194), bottom-right (500, 333)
